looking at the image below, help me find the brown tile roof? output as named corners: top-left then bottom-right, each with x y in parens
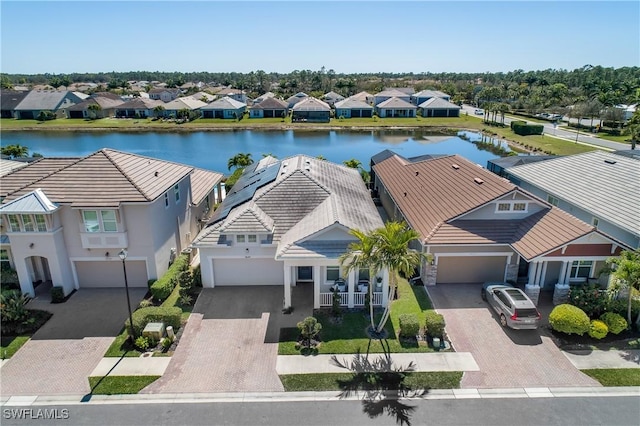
top-left (0, 158), bottom-right (79, 197)
top-left (190, 168), bottom-right (224, 205)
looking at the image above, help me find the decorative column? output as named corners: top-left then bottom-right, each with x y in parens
top-left (347, 269), bottom-right (356, 308)
top-left (525, 261), bottom-right (541, 306)
top-left (283, 265), bottom-right (291, 309)
top-left (553, 260), bottom-right (571, 305)
top-left (382, 268), bottom-right (389, 307)
top-left (313, 265), bottom-right (321, 309)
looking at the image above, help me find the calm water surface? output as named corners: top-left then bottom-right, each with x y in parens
top-left (1, 130), bottom-right (511, 172)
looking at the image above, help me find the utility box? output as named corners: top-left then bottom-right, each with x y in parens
top-left (143, 322), bottom-right (165, 342)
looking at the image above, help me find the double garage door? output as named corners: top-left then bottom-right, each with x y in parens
top-left (75, 260), bottom-right (148, 288)
top-left (213, 258), bottom-right (284, 286)
top-left (436, 256), bottom-right (506, 284)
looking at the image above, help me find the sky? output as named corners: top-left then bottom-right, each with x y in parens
top-left (1, 1), bottom-right (638, 75)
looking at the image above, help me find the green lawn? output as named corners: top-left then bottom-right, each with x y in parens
top-left (279, 371), bottom-right (462, 391)
top-left (581, 369), bottom-right (640, 386)
top-left (279, 277), bottom-right (437, 355)
top-left (1, 336), bottom-right (30, 359)
top-left (596, 133), bottom-right (631, 143)
top-left (88, 376), bottom-right (160, 395)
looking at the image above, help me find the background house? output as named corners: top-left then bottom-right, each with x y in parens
top-left (291, 97), bottom-right (331, 122)
top-left (418, 97), bottom-right (461, 117)
top-left (1, 90), bottom-right (29, 118)
top-left (67, 93), bottom-right (124, 119)
top-left (201, 96), bottom-right (247, 119)
top-left (148, 88), bottom-right (181, 102)
top-left (373, 89), bottom-right (411, 106)
top-left (334, 98), bottom-right (374, 118)
top-left (323, 91), bottom-right (345, 106)
top-left (375, 97), bottom-right (416, 118)
top-left (162, 97), bottom-right (207, 117)
top-left (411, 90), bottom-right (451, 105)
top-left (249, 97), bottom-right (289, 118)
top-left (13, 90), bottom-right (84, 119)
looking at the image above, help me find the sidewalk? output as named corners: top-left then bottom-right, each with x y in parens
top-left (563, 349), bottom-right (640, 370)
top-left (276, 352), bottom-right (479, 375)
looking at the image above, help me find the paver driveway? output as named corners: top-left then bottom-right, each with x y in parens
top-left (0, 288), bottom-right (147, 396)
top-left (427, 284), bottom-right (600, 389)
top-left (142, 285), bottom-right (313, 393)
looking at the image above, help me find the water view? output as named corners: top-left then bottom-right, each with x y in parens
top-left (1, 130), bottom-right (513, 173)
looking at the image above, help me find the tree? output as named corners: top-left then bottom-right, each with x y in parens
top-left (297, 316), bottom-right (322, 349)
top-left (605, 249), bottom-right (640, 324)
top-left (153, 105), bottom-right (165, 119)
top-left (1, 144), bottom-right (29, 158)
top-left (227, 153), bottom-right (254, 171)
top-left (87, 103), bottom-right (102, 120)
top-left (343, 158), bottom-right (362, 169)
top-left (623, 109), bottom-right (640, 149)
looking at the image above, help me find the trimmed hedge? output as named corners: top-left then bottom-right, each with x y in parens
top-left (511, 121), bottom-right (544, 136)
top-left (398, 314), bottom-right (420, 338)
top-left (549, 304), bottom-right (590, 335)
top-left (51, 286), bottom-right (65, 303)
top-left (600, 312), bottom-right (628, 335)
top-left (588, 320), bottom-right (608, 340)
top-left (425, 310), bottom-right (445, 338)
top-left (150, 254), bottom-right (189, 301)
top-left (125, 306), bottom-right (181, 336)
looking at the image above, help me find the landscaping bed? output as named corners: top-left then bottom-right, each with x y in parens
top-left (279, 371), bottom-right (462, 391)
top-left (1, 288), bottom-right (53, 358)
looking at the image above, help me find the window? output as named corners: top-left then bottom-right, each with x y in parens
top-left (326, 266), bottom-right (340, 282)
top-left (497, 203), bottom-right (511, 212)
top-left (21, 214), bottom-right (34, 232)
top-left (164, 193), bottom-right (169, 208)
top-left (83, 210), bottom-right (117, 233)
top-left (570, 261), bottom-right (593, 280)
top-left (592, 217), bottom-right (599, 228)
top-left (8, 215), bottom-right (21, 232)
top-left (547, 195), bottom-right (559, 206)
top-left (101, 210), bottom-right (117, 232)
top-left (247, 234), bottom-right (257, 243)
top-left (82, 211), bottom-right (100, 232)
top-left (0, 249), bottom-right (9, 267)
top-left (236, 235), bottom-right (246, 243)
top-left (358, 268), bottom-right (370, 281)
top-left (35, 215), bottom-right (47, 232)
top-left (174, 184), bottom-right (180, 203)
top-left (513, 202), bottom-right (527, 211)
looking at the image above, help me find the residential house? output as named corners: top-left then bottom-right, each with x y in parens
top-left (286, 92), bottom-right (309, 108)
top-left (418, 98), bottom-right (461, 117)
top-left (371, 150), bottom-right (624, 304)
top-left (188, 91), bottom-right (217, 103)
top-left (201, 96), bottom-right (247, 119)
top-left (0, 159), bottom-right (29, 176)
top-left (67, 93), bottom-right (124, 119)
top-left (334, 98), bottom-right (374, 118)
top-left (162, 97), bottom-right (207, 118)
top-left (487, 155), bottom-right (558, 178)
top-left (373, 89), bottom-right (411, 106)
top-left (115, 98), bottom-right (166, 118)
top-left (323, 91), bottom-right (345, 107)
top-left (375, 97), bottom-right (417, 118)
top-left (615, 103), bottom-right (637, 121)
top-left (411, 90), bottom-right (451, 105)
top-left (250, 97), bottom-right (289, 118)
top-left (148, 88), bottom-right (181, 102)
top-left (0, 90), bottom-right (29, 118)
top-left (214, 88), bottom-right (248, 104)
top-left (349, 91), bottom-right (374, 105)
top-left (254, 92), bottom-right (276, 104)
top-left (13, 90), bottom-right (84, 119)
top-left (291, 97), bottom-right (331, 122)
top-left (503, 151), bottom-right (640, 249)
top-left (192, 155), bottom-right (389, 310)
top-left (0, 149), bottom-right (224, 298)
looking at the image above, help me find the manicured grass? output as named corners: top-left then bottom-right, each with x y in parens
top-left (596, 133), bottom-right (631, 143)
top-left (1, 336), bottom-right (30, 359)
top-left (581, 369), bottom-right (640, 386)
top-left (88, 376), bottom-right (160, 395)
top-left (279, 371), bottom-right (462, 391)
top-left (279, 276), bottom-right (436, 355)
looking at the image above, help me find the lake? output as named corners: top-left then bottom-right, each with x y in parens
top-left (0, 129), bottom-right (513, 172)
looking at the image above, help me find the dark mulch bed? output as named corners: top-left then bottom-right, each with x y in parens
top-left (550, 326), bottom-right (640, 351)
top-left (1, 309), bottom-right (53, 335)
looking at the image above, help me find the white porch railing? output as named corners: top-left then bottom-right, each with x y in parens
top-left (319, 292), bottom-right (383, 307)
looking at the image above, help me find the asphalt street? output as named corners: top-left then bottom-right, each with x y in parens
top-left (2, 396), bottom-right (639, 426)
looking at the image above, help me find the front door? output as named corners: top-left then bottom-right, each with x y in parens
top-left (297, 266), bottom-right (313, 281)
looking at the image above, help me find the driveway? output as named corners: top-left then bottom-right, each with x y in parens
top-left (0, 288), bottom-right (147, 396)
top-left (427, 284), bottom-right (600, 389)
top-left (142, 285), bottom-right (313, 393)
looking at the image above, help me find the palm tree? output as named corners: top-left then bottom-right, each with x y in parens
top-left (87, 103), bottom-right (102, 120)
top-left (343, 158), bottom-right (362, 169)
top-left (316, 155), bottom-right (327, 161)
top-left (153, 105), bottom-right (165, 119)
top-left (606, 249), bottom-right (640, 324)
top-left (0, 144), bottom-right (29, 159)
top-left (370, 222), bottom-right (424, 333)
top-left (227, 153), bottom-right (254, 171)
top-left (339, 230), bottom-right (379, 330)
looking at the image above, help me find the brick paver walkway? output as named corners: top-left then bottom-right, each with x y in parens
top-left (0, 338), bottom-right (113, 396)
top-left (141, 313), bottom-right (284, 393)
top-left (427, 284), bottom-right (600, 389)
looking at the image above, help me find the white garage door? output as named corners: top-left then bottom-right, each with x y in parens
top-left (213, 258), bottom-right (283, 286)
top-left (75, 261), bottom-right (148, 288)
top-left (436, 256), bottom-right (506, 284)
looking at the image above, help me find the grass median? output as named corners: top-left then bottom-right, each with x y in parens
top-left (581, 369), bottom-right (640, 386)
top-left (88, 376), bottom-right (160, 395)
top-left (279, 371), bottom-right (462, 391)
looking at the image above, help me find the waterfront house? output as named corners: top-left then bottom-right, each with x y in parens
top-left (334, 98), bottom-right (374, 118)
top-left (286, 92), bottom-right (309, 108)
top-left (192, 155), bottom-right (389, 310)
top-left (214, 88), bottom-right (248, 104)
top-left (349, 91), bottom-right (374, 105)
top-left (67, 93), bottom-right (124, 119)
top-left (115, 98), bottom-right (166, 118)
top-left (323, 91), bottom-right (345, 107)
top-left (375, 97), bottom-right (417, 118)
top-left (0, 149), bottom-right (224, 298)
top-left (254, 92), bottom-right (276, 104)
top-left (250, 97), bottom-right (289, 118)
top-left (148, 88), bottom-right (181, 102)
top-left (201, 96), bottom-right (247, 119)
top-left (162, 97), bottom-right (208, 118)
top-left (0, 90), bottom-right (29, 118)
top-left (418, 97), bottom-right (461, 117)
top-left (371, 150), bottom-right (624, 303)
top-left (373, 89), bottom-right (411, 106)
top-left (291, 97), bottom-right (331, 122)
top-left (13, 90), bottom-right (84, 119)
top-left (411, 90), bottom-right (451, 105)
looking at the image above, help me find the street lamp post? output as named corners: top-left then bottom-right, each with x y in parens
top-left (118, 249), bottom-right (136, 342)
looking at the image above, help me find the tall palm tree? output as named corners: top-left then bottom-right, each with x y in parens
top-left (339, 230), bottom-right (379, 330)
top-left (343, 158), bottom-right (362, 169)
top-left (370, 222), bottom-right (424, 333)
top-left (606, 249), bottom-right (640, 324)
top-left (227, 153), bottom-right (254, 171)
top-left (0, 144), bottom-right (29, 159)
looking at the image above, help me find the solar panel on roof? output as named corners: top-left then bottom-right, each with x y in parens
top-left (207, 161), bottom-right (281, 225)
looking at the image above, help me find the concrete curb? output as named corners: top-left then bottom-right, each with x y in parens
top-left (2, 387), bottom-right (638, 406)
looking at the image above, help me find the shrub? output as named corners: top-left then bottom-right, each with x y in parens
top-left (568, 284), bottom-right (608, 318)
top-left (147, 279), bottom-right (157, 289)
top-left (398, 314), bottom-right (420, 338)
top-left (511, 121), bottom-right (543, 136)
top-left (606, 298), bottom-right (640, 321)
top-left (331, 289), bottom-right (342, 317)
top-left (588, 320), bottom-right (608, 339)
top-left (161, 337), bottom-right (172, 351)
top-left (37, 110), bottom-right (56, 121)
top-left (179, 293), bottom-right (193, 306)
top-left (51, 286), bottom-right (65, 303)
top-left (297, 316), bottom-right (321, 348)
top-left (135, 336), bottom-right (150, 351)
top-left (138, 299), bottom-right (153, 309)
top-left (192, 265), bottom-right (202, 287)
top-left (425, 310), bottom-right (446, 338)
top-left (600, 312), bottom-right (628, 335)
top-left (125, 306), bottom-right (181, 337)
top-left (150, 254), bottom-right (189, 301)
top-left (0, 290), bottom-right (30, 323)
top-left (549, 304), bottom-right (590, 335)
top-left (1, 268), bottom-right (19, 286)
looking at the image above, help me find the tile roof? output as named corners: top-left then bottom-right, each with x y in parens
top-left (374, 89), bottom-right (410, 98)
top-left (507, 151), bottom-right (640, 238)
top-left (0, 158), bottom-right (79, 197)
top-left (67, 96), bottom-right (124, 111)
top-left (0, 159), bottom-right (29, 176)
top-left (334, 98), bottom-right (374, 110)
top-left (376, 97), bottom-right (416, 109)
top-left (218, 201), bottom-right (274, 233)
top-left (251, 97), bottom-right (288, 110)
top-left (0, 189), bottom-right (59, 214)
top-left (190, 168), bottom-right (224, 205)
top-left (163, 97), bottom-right (207, 110)
top-left (201, 96), bottom-right (246, 110)
top-left (1, 90), bottom-right (29, 110)
top-left (414, 89), bottom-right (449, 99)
top-left (349, 91), bottom-right (372, 102)
top-left (418, 97), bottom-right (460, 110)
top-left (323, 91), bottom-right (345, 101)
top-left (14, 91), bottom-right (76, 110)
top-left (488, 155), bottom-right (558, 169)
top-left (292, 97), bottom-right (331, 112)
top-left (115, 98), bottom-right (165, 110)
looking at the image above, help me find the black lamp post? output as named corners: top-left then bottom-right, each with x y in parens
top-left (118, 249), bottom-right (136, 342)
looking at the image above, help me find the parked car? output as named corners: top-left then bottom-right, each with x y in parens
top-left (474, 109), bottom-right (483, 115)
top-left (481, 282), bottom-right (541, 329)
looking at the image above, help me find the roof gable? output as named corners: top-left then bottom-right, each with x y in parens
top-left (292, 97), bottom-right (331, 111)
top-left (218, 202), bottom-right (274, 233)
top-left (0, 188), bottom-right (58, 214)
top-left (418, 97), bottom-right (460, 109)
top-left (202, 96), bottom-right (246, 109)
top-left (252, 97), bottom-right (288, 109)
top-left (376, 97), bottom-right (416, 109)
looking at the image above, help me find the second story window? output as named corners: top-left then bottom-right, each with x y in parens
top-left (22, 214), bottom-right (35, 232)
top-left (83, 210), bottom-right (117, 233)
top-left (174, 184), bottom-right (180, 203)
top-left (6, 214), bottom-right (48, 233)
top-left (547, 195), bottom-right (559, 206)
top-left (8, 215), bottom-right (20, 232)
top-left (35, 214), bottom-right (47, 232)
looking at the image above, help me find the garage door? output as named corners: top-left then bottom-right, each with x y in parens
top-left (213, 258), bottom-right (283, 286)
top-left (436, 256), bottom-right (506, 284)
top-left (75, 261), bottom-right (148, 288)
